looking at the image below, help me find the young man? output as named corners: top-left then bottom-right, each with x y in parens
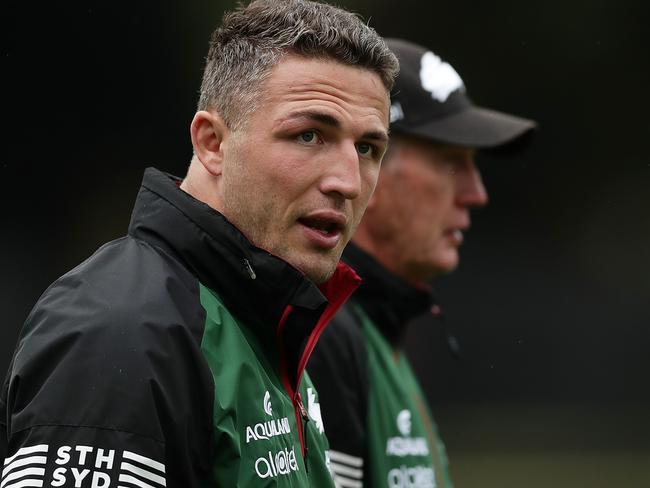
top-left (0, 2), bottom-right (397, 486)
top-left (308, 38), bottom-right (536, 488)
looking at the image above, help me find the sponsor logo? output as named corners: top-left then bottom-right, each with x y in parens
top-left (245, 417), bottom-right (292, 443)
top-left (264, 390), bottom-right (273, 416)
top-left (387, 464), bottom-right (436, 488)
top-left (419, 51), bottom-right (464, 103)
top-left (324, 450), bottom-right (332, 473)
top-left (2, 444), bottom-right (166, 488)
top-left (386, 409), bottom-right (430, 457)
top-left (254, 447), bottom-right (299, 479)
top-left (397, 409), bottom-right (412, 436)
top-left (245, 390), bottom-right (291, 443)
top-left (306, 387), bottom-right (325, 434)
top-left (386, 437), bottom-right (430, 457)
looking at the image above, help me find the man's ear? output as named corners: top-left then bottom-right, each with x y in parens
top-left (190, 110), bottom-right (229, 176)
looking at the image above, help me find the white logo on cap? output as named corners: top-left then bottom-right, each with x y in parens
top-left (419, 51), bottom-right (464, 103)
top-left (390, 101), bottom-right (405, 123)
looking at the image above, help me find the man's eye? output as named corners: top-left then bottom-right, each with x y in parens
top-left (356, 142), bottom-right (374, 157)
top-left (299, 131), bottom-right (319, 144)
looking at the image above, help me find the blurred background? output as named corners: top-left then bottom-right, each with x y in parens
top-left (2, 1), bottom-right (649, 486)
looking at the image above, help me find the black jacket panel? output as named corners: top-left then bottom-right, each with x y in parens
top-left (2, 215), bottom-right (214, 486)
top-left (309, 243), bottom-right (440, 486)
top-left (306, 305), bottom-right (368, 461)
top-left (2, 168), bottom-right (359, 488)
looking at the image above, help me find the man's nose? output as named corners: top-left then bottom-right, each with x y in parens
top-left (319, 143), bottom-right (362, 200)
top-left (456, 161), bottom-right (488, 208)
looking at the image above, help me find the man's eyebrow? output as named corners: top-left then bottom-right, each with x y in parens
top-left (284, 110), bottom-right (389, 142)
top-left (363, 129), bottom-right (389, 143)
top-left (285, 110), bottom-right (342, 128)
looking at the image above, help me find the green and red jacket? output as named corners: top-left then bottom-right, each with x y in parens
top-left (309, 243), bottom-right (453, 488)
top-left (0, 168), bottom-right (359, 487)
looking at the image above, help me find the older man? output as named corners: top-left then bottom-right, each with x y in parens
top-left (309, 38), bottom-right (536, 488)
top-left (0, 2), bottom-right (397, 486)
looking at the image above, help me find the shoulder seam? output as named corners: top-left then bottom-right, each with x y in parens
top-left (9, 422), bottom-right (165, 445)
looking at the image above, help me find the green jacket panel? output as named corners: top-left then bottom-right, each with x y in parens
top-left (200, 284), bottom-right (335, 487)
top-left (308, 243), bottom-right (454, 488)
top-left (361, 307), bottom-right (453, 488)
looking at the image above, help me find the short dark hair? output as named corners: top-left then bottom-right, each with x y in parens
top-left (198, 0), bottom-right (399, 129)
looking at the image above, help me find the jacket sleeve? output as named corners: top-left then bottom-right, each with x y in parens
top-left (308, 305), bottom-right (368, 487)
top-left (1, 264), bottom-right (214, 488)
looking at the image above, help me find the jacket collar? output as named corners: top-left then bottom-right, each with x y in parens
top-left (128, 168), bottom-right (360, 366)
top-left (342, 242), bottom-right (436, 346)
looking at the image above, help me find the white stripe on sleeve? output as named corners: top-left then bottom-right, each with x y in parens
top-left (3, 446), bottom-right (48, 467)
top-left (120, 462), bottom-right (166, 487)
top-left (328, 450), bottom-right (363, 468)
top-left (1, 468), bottom-right (45, 488)
top-left (122, 451), bottom-right (165, 474)
top-left (118, 474), bottom-right (157, 488)
top-left (331, 461), bottom-right (362, 479)
top-left (333, 476), bottom-right (363, 488)
top-left (2, 479), bottom-right (44, 488)
top-left (2, 456), bottom-right (47, 479)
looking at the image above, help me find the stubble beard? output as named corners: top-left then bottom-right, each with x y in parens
top-left (221, 188), bottom-right (339, 284)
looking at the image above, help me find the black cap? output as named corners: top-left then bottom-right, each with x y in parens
top-left (387, 38), bottom-right (537, 148)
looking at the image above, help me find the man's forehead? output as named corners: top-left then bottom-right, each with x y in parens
top-left (260, 55), bottom-right (389, 116)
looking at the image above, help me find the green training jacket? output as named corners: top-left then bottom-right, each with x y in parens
top-left (309, 243), bottom-right (453, 488)
top-left (1, 168), bottom-right (360, 487)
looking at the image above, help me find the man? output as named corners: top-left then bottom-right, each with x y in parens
top-left (308, 38), bottom-right (536, 488)
top-left (0, 2), bottom-right (397, 486)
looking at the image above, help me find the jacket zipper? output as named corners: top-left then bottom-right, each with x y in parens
top-left (277, 306), bottom-right (314, 472)
top-left (295, 391), bottom-right (310, 473)
top-left (277, 305), bottom-right (309, 464)
top-left (275, 264), bottom-right (361, 472)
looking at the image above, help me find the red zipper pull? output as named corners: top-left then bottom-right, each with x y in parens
top-left (296, 392), bottom-right (309, 420)
top-left (295, 392), bottom-right (310, 472)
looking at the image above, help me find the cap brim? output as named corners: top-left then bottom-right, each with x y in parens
top-left (398, 105), bottom-right (537, 149)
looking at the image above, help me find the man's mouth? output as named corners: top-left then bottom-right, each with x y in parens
top-left (444, 227), bottom-right (467, 246)
top-left (298, 211), bottom-right (347, 249)
top-left (298, 217), bottom-right (343, 236)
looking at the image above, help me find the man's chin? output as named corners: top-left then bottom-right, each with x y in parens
top-left (261, 237), bottom-right (341, 283)
top-left (296, 255), bottom-right (340, 284)
top-left (300, 257), bottom-right (339, 284)
top-left (305, 269), bottom-right (335, 285)
top-left (431, 255), bottom-right (459, 278)
top-left (415, 252), bottom-right (459, 281)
